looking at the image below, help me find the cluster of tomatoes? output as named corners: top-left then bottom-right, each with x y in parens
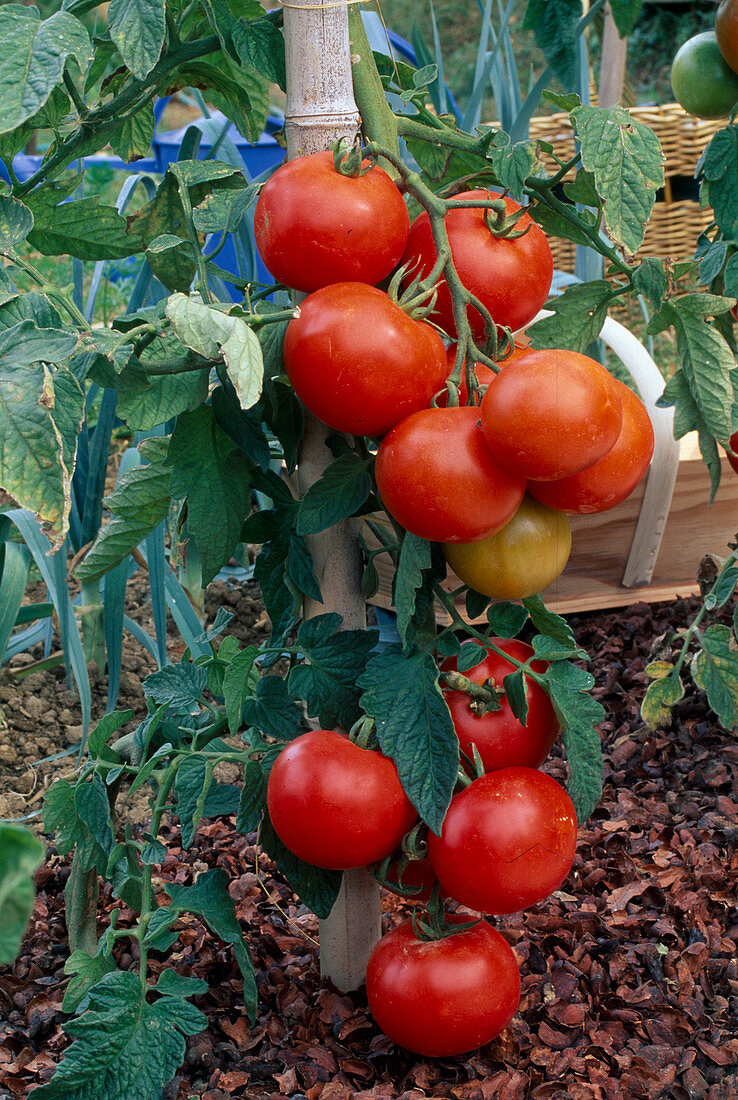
top-left (255, 148), bottom-right (655, 603)
top-left (266, 637), bottom-right (577, 1057)
top-left (252, 148), bottom-right (656, 1055)
top-left (671, 0), bottom-right (738, 120)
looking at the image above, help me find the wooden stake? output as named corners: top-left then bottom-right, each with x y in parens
top-left (282, 0), bottom-right (383, 993)
top-left (598, 4), bottom-right (628, 108)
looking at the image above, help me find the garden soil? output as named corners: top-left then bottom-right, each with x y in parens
top-left (0, 585), bottom-right (737, 1100)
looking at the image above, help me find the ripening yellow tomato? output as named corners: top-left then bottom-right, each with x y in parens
top-left (442, 495), bottom-right (572, 599)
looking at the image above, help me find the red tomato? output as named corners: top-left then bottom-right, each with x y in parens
top-left (427, 767), bottom-right (578, 914)
top-left (728, 430), bottom-right (738, 476)
top-left (717, 0), bottom-right (738, 75)
top-left (527, 379), bottom-right (654, 513)
top-left (284, 283), bottom-right (448, 437)
top-left (382, 856), bottom-right (437, 904)
top-left (442, 639), bottom-right (560, 771)
top-left (366, 916), bottom-right (520, 1056)
top-left (253, 151), bottom-right (409, 292)
top-left (266, 730), bottom-right (417, 870)
top-left (402, 191), bottom-right (553, 340)
top-left (374, 406), bottom-right (526, 542)
top-left (480, 348), bottom-right (623, 480)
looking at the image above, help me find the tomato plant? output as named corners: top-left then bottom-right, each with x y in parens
top-left (254, 150), bottom-right (409, 292)
top-left (527, 379), bottom-right (655, 513)
top-left (427, 767), bottom-right (578, 914)
top-left (266, 730), bottom-right (418, 869)
top-left (365, 917), bottom-right (521, 1056)
top-left (283, 282), bottom-right (449, 437)
top-left (402, 191), bottom-right (553, 339)
top-left (442, 639), bottom-right (560, 771)
top-left (443, 495), bottom-right (572, 599)
top-left (374, 406), bottom-right (526, 542)
top-left (380, 855), bottom-right (437, 903)
top-left (671, 31), bottom-right (738, 119)
top-left (479, 349), bottom-right (623, 481)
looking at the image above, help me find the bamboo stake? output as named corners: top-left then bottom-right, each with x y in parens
top-left (282, 0), bottom-right (382, 992)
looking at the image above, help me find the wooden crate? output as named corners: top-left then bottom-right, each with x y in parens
top-left (367, 436), bottom-right (738, 620)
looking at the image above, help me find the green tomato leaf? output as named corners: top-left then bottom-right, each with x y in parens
top-left (25, 188), bottom-right (141, 261)
top-left (528, 280), bottom-right (615, 352)
top-left (289, 614), bottom-right (378, 729)
top-left (0, 195), bottom-right (33, 248)
top-left (394, 533), bottom-right (432, 649)
top-left (242, 675), bottom-right (304, 743)
top-left (541, 660), bottom-right (604, 821)
top-left (76, 458), bottom-right (172, 582)
top-left (572, 103), bottom-right (664, 255)
top-left (260, 816), bottom-right (342, 919)
top-left (297, 454), bottom-right (372, 535)
top-left (528, 201), bottom-right (597, 249)
top-left (700, 124), bottom-right (738, 238)
top-left (145, 233), bottom-right (197, 294)
top-left (236, 761), bottom-right (267, 833)
top-left (522, 594), bottom-right (578, 650)
top-left (608, 0), bottom-right (644, 37)
top-left (108, 103), bottom-right (156, 162)
top-left (691, 624), bottom-right (738, 730)
top-left (222, 646), bottom-right (260, 734)
top-left (174, 756), bottom-right (212, 848)
top-left (641, 670), bottom-right (684, 729)
top-left (166, 406), bottom-right (254, 585)
top-left (31, 970), bottom-right (206, 1100)
top-left (0, 6), bottom-right (90, 133)
top-left (166, 292), bottom-right (263, 411)
top-left (632, 257), bottom-right (669, 311)
top-left (486, 602), bottom-right (529, 638)
top-left (194, 185), bottom-right (259, 234)
top-left (359, 646), bottom-right (458, 834)
top-left (669, 295), bottom-right (735, 444)
top-left (502, 669), bottom-right (528, 726)
top-left (107, 0), bottom-right (165, 80)
top-left (117, 371), bottom-right (208, 432)
top-left (155, 970), bottom-right (209, 998)
top-left (523, 0), bottom-right (580, 88)
top-left (487, 138), bottom-right (542, 201)
top-left (62, 949), bottom-right (117, 1013)
top-left (212, 386), bottom-right (272, 472)
top-left (232, 17), bottom-right (286, 90)
top-left (165, 868), bottom-right (257, 1021)
top-left (0, 823), bottom-right (45, 965)
top-left (143, 662), bottom-right (208, 710)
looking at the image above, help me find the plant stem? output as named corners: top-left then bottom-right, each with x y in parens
top-left (136, 758), bottom-right (180, 988)
top-left (6, 249), bottom-right (89, 328)
top-left (63, 70), bottom-right (88, 119)
top-left (13, 35), bottom-right (221, 197)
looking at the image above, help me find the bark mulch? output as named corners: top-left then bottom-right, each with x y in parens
top-left (1, 596), bottom-right (737, 1100)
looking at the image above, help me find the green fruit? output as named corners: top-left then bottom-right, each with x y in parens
top-left (671, 31), bottom-right (738, 119)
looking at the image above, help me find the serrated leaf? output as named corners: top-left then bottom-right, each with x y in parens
top-left (394, 533), bottom-right (432, 649)
top-left (487, 140), bottom-right (541, 201)
top-left (108, 0), bottom-right (165, 79)
top-left (632, 257), bottom-right (669, 311)
top-left (691, 624), bottom-right (738, 730)
top-left (146, 233), bottom-right (196, 294)
top-left (108, 102), bottom-right (155, 162)
top-left (608, 0), bottom-right (644, 37)
top-left (242, 674), bottom-right (303, 742)
top-left (572, 104), bottom-right (664, 255)
top-left (166, 293), bottom-right (263, 410)
top-left (528, 280), bottom-right (614, 353)
top-left (155, 970), bottom-right (209, 998)
top-left (25, 190), bottom-right (140, 261)
top-left (31, 970), bottom-right (206, 1100)
top-left (165, 868), bottom-right (257, 1021)
top-left (359, 646), bottom-right (458, 834)
top-left (644, 660), bottom-right (675, 680)
top-left (522, 595), bottom-right (578, 649)
top-left (0, 824), bottom-right (45, 965)
top-left (0, 7), bottom-right (91, 133)
top-left (289, 614), bottom-right (378, 729)
top-left (523, 0), bottom-right (580, 87)
top-left (487, 602), bottom-right (529, 638)
top-left (194, 185), bottom-right (258, 234)
top-left (502, 669), bottom-right (528, 726)
top-left (174, 756), bottom-right (212, 847)
top-left (641, 671), bottom-right (684, 728)
top-left (77, 460), bottom-right (171, 581)
top-left (456, 641), bottom-right (488, 672)
top-left (166, 406), bottom-right (253, 585)
top-left (236, 761), bottom-right (267, 832)
top-left (117, 369), bottom-right (208, 432)
top-left (62, 949), bottom-right (117, 1012)
top-left (232, 17), bottom-right (286, 89)
top-left (260, 817), bottom-right (341, 919)
top-left (144, 663), bottom-right (208, 710)
top-left (297, 454), bottom-right (372, 535)
top-left (212, 386), bottom-right (271, 471)
top-left (670, 296), bottom-right (735, 443)
top-left (223, 646), bottom-right (260, 734)
top-left (532, 634), bottom-right (587, 662)
top-left (465, 588), bottom-right (489, 620)
top-left (542, 661), bottom-right (604, 821)
top-left (701, 125), bottom-right (738, 238)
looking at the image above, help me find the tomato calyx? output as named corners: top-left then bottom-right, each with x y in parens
top-left (439, 669), bottom-right (504, 715)
top-left (348, 713), bottom-right (378, 749)
top-left (483, 198), bottom-right (530, 240)
top-left (387, 261), bottom-right (441, 321)
top-left (410, 883), bottom-right (480, 941)
top-left (331, 136), bottom-right (371, 178)
top-left (371, 821), bottom-right (433, 899)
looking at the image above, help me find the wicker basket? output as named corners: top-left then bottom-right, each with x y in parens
top-left (526, 103), bottom-right (721, 269)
